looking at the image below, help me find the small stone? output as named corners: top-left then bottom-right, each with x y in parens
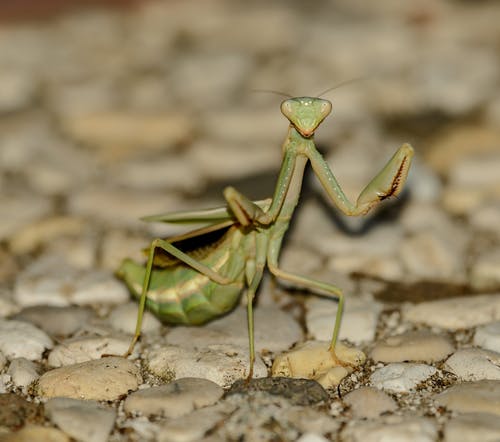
top-left (0, 194), bottom-right (52, 241)
top-left (8, 216), bottom-right (86, 256)
top-left (306, 294), bottom-right (382, 344)
top-left (0, 393), bottom-right (44, 429)
top-left (62, 112), bottom-right (192, 152)
top-left (370, 363), bottom-right (437, 393)
top-left (443, 412), bottom-right (500, 442)
top-left (158, 403), bottom-right (234, 442)
top-left (434, 380), bottom-right (500, 415)
top-left (296, 434), bottom-right (329, 442)
top-left (106, 302), bottom-right (162, 335)
top-left (124, 378), bottom-right (223, 418)
top-left (444, 348), bottom-right (500, 381)
top-left (271, 341), bottom-right (366, 389)
top-left (343, 386), bottom-right (398, 419)
top-left (341, 416), bottom-right (438, 442)
top-left (48, 335), bottom-right (132, 367)
top-left (0, 425), bottom-right (70, 442)
top-left (0, 320), bottom-right (53, 361)
top-left (227, 377), bottom-right (329, 406)
top-left (403, 293), bottom-right (500, 330)
top-left (371, 331), bottom-right (454, 363)
top-left (146, 345), bottom-right (267, 388)
top-left (68, 186), bottom-right (181, 229)
top-left (37, 357), bottom-right (141, 400)
top-left (15, 256), bottom-right (129, 307)
top-left (399, 230), bottom-right (465, 282)
top-left (13, 306), bottom-right (95, 337)
top-left (166, 305), bottom-right (302, 354)
top-left (474, 321), bottom-right (500, 353)
top-left (7, 358), bottom-right (39, 388)
top-left (0, 68), bottom-right (36, 113)
top-left (470, 249), bottom-right (500, 291)
top-left (45, 397), bottom-right (116, 442)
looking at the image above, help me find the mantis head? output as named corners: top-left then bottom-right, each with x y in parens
top-left (281, 97), bottom-right (332, 138)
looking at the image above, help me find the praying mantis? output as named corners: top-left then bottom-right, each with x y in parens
top-left (118, 96), bottom-right (414, 378)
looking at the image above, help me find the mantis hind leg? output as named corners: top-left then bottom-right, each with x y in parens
top-left (267, 259), bottom-right (344, 364)
top-left (124, 238), bottom-right (233, 357)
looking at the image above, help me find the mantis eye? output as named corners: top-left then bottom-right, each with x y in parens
top-left (281, 101), bottom-right (293, 116)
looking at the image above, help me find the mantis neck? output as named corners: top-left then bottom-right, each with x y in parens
top-left (279, 126), bottom-right (313, 217)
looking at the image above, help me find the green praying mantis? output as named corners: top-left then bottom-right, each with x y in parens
top-left (118, 96), bottom-right (414, 378)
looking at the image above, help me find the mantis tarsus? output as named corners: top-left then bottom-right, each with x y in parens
top-left (118, 96), bottom-right (414, 378)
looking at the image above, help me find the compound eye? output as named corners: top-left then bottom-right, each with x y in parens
top-left (281, 100), bottom-right (293, 116)
top-left (320, 101), bottom-right (331, 113)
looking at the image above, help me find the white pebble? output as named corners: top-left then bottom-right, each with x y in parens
top-left (444, 348), bottom-right (500, 381)
top-left (306, 294), bottom-right (381, 344)
top-left (370, 363), bottom-right (437, 393)
top-left (48, 335), bottom-right (132, 367)
top-left (124, 377), bottom-right (223, 418)
top-left (146, 344), bottom-right (267, 388)
top-left (403, 293), bottom-right (500, 330)
top-left (38, 357), bottom-right (141, 400)
top-left (0, 319), bottom-right (53, 361)
top-left (7, 358), bottom-right (39, 388)
top-left (474, 321), bottom-right (500, 353)
top-left (106, 302), bottom-right (162, 335)
top-left (45, 397), bottom-right (116, 442)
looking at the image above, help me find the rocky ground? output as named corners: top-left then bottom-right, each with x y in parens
top-left (1, 0), bottom-right (500, 441)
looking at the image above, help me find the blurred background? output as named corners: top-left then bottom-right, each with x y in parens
top-left (1, 0), bottom-right (500, 291)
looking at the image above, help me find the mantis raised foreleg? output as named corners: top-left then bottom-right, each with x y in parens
top-left (118, 96), bottom-right (414, 379)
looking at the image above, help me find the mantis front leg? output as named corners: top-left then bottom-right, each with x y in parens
top-left (308, 143), bottom-right (414, 216)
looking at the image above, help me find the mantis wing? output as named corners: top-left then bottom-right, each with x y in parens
top-left (141, 198), bottom-right (272, 224)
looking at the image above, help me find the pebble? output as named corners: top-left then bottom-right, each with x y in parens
top-left (399, 230), bottom-right (465, 282)
top-left (48, 335), bottom-right (131, 367)
top-left (67, 186), bottom-right (181, 230)
top-left (166, 305), bottom-right (302, 353)
top-left (443, 412), bottom-right (500, 442)
top-left (0, 425), bottom-right (70, 442)
top-left (146, 344), bottom-right (267, 388)
top-left (187, 139), bottom-right (280, 181)
top-left (222, 392), bottom-right (337, 441)
top-left (444, 348), bottom-right (500, 381)
top-left (474, 321), bottom-right (500, 353)
top-left (14, 256), bottom-right (129, 307)
top-left (469, 203), bottom-right (500, 233)
top-left (8, 216), bottom-right (86, 256)
top-left (297, 434), bottom-right (329, 442)
top-left (62, 111), bottom-right (192, 152)
top-left (469, 249), bottom-right (500, 291)
top-left (158, 402), bottom-right (235, 442)
top-left (403, 293), bottom-right (500, 330)
top-left (6, 358), bottom-right (39, 388)
top-left (13, 305), bottom-right (95, 337)
top-left (370, 363), bottom-right (437, 393)
top-left (0, 194), bottom-right (52, 241)
top-left (272, 341), bottom-right (366, 389)
top-left (124, 377), bottom-right (223, 418)
top-left (0, 68), bottom-right (36, 112)
top-left (341, 416), bottom-right (438, 442)
top-left (371, 331), bottom-right (454, 363)
top-left (106, 302), bottom-right (162, 335)
top-left (343, 386), bottom-right (398, 419)
top-left (434, 380), bottom-right (500, 415)
top-left (37, 357), bottom-right (141, 400)
top-left (0, 319), bottom-right (53, 361)
top-left (44, 397), bottom-right (116, 442)
top-left (306, 294), bottom-right (382, 344)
